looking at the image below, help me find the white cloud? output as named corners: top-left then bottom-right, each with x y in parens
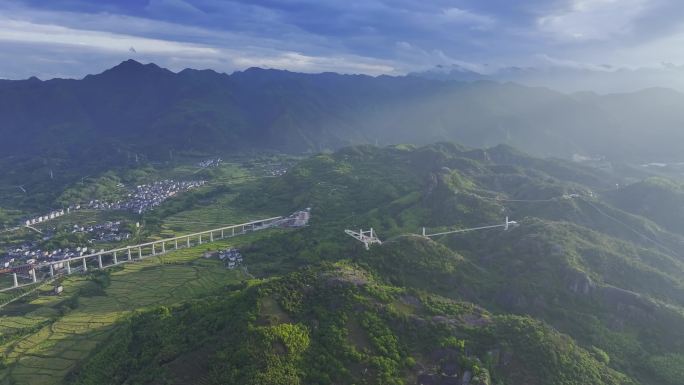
top-left (0, 18), bottom-right (219, 56)
top-left (0, 4), bottom-right (399, 78)
top-left (145, 0), bottom-right (205, 16)
top-left (442, 7), bottom-right (495, 30)
top-left (231, 51), bottom-right (396, 75)
top-left (608, 27), bottom-right (684, 67)
top-left (394, 40), bottom-right (490, 74)
top-left (537, 0), bottom-right (650, 41)
top-left (2, 0), bottom-right (683, 82)
top-left (535, 54), bottom-right (614, 71)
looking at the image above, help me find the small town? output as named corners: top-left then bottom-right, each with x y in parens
top-left (19, 179), bottom-right (206, 228)
top-left (86, 180), bottom-right (206, 214)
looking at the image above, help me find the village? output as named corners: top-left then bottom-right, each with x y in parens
top-left (1, 220), bottom-right (131, 269)
top-left (1, 244), bottom-right (96, 269)
top-left (85, 179), bottom-right (206, 214)
top-left (2, 179), bottom-right (216, 272)
top-left (19, 179), bottom-right (206, 230)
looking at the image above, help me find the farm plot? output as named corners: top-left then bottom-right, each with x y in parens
top-left (0, 246), bottom-right (244, 385)
top-left (160, 193), bottom-right (271, 235)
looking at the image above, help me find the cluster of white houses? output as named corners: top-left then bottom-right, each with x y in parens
top-left (197, 158), bottom-right (222, 168)
top-left (19, 179), bottom-right (205, 230)
top-left (2, 245), bottom-right (98, 269)
top-left (24, 209), bottom-right (68, 226)
top-left (207, 248), bottom-right (244, 269)
top-left (71, 221), bottom-right (131, 243)
top-left (86, 180), bottom-right (206, 214)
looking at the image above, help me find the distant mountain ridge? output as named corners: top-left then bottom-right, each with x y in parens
top-left (3, 60), bottom-right (684, 163)
top-left (410, 63), bottom-right (684, 94)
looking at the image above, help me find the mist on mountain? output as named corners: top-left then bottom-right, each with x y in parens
top-left (4, 60), bottom-right (684, 165)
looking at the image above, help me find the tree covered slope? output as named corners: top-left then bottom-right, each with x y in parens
top-left (71, 263), bottom-right (633, 385)
top-left (68, 143), bottom-right (684, 385)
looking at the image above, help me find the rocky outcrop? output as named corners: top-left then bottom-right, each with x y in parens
top-left (599, 285), bottom-right (655, 312)
top-left (566, 269), bottom-right (595, 295)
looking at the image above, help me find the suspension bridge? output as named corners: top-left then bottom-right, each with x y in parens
top-left (0, 216), bottom-right (283, 293)
top-left (420, 216), bottom-right (518, 237)
top-left (345, 217), bottom-right (519, 249)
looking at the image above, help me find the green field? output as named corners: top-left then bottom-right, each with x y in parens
top-left (159, 192), bottom-right (276, 235)
top-left (0, 244), bottom-right (246, 385)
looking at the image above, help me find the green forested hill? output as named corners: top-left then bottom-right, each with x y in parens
top-left (604, 177), bottom-right (684, 236)
top-left (71, 263), bottom-right (633, 385)
top-left (63, 143), bottom-right (684, 385)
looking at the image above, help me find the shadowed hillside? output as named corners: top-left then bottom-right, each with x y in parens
top-left (4, 61), bottom-right (684, 163)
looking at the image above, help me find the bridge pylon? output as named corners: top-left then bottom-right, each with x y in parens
top-left (344, 228), bottom-right (382, 250)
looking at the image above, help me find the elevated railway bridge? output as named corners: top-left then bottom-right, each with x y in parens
top-left (0, 216), bottom-right (282, 292)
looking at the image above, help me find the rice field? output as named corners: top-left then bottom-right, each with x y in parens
top-left (158, 182), bottom-right (281, 240)
top-left (0, 245), bottom-right (245, 385)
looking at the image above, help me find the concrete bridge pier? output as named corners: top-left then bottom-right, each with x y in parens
top-left (210, 232), bottom-right (214, 242)
top-left (66, 260), bottom-right (71, 274)
top-left (161, 242), bottom-right (166, 253)
top-left (175, 239), bottom-right (178, 249)
top-left (82, 258), bottom-right (88, 272)
top-left (113, 251), bottom-right (118, 264)
top-left (221, 229), bottom-right (224, 238)
top-left (199, 234), bottom-right (202, 245)
top-left (98, 255), bottom-right (103, 269)
top-left (152, 244), bottom-right (156, 255)
top-left (30, 269), bottom-right (37, 283)
top-left (232, 228), bottom-right (235, 236)
top-left (13, 273), bottom-right (18, 288)
top-left (138, 247), bottom-right (142, 258)
top-left (187, 237), bottom-right (191, 248)
top-left (49, 264), bottom-right (54, 277)
top-left (128, 248), bottom-right (132, 261)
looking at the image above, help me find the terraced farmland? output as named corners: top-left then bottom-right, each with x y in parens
top-left (159, 191), bottom-right (275, 236)
top-left (0, 245), bottom-right (244, 385)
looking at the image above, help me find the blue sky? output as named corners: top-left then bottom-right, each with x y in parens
top-left (1, 0), bottom-right (684, 79)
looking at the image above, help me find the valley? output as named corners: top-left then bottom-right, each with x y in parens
top-left (1, 143), bottom-right (683, 384)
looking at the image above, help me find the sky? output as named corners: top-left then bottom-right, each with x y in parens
top-left (2, 0), bottom-right (684, 80)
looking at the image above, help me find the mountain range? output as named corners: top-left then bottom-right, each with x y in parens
top-left (410, 63), bottom-right (684, 94)
top-left (62, 143), bottom-right (684, 385)
top-left (3, 60), bottom-right (684, 166)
